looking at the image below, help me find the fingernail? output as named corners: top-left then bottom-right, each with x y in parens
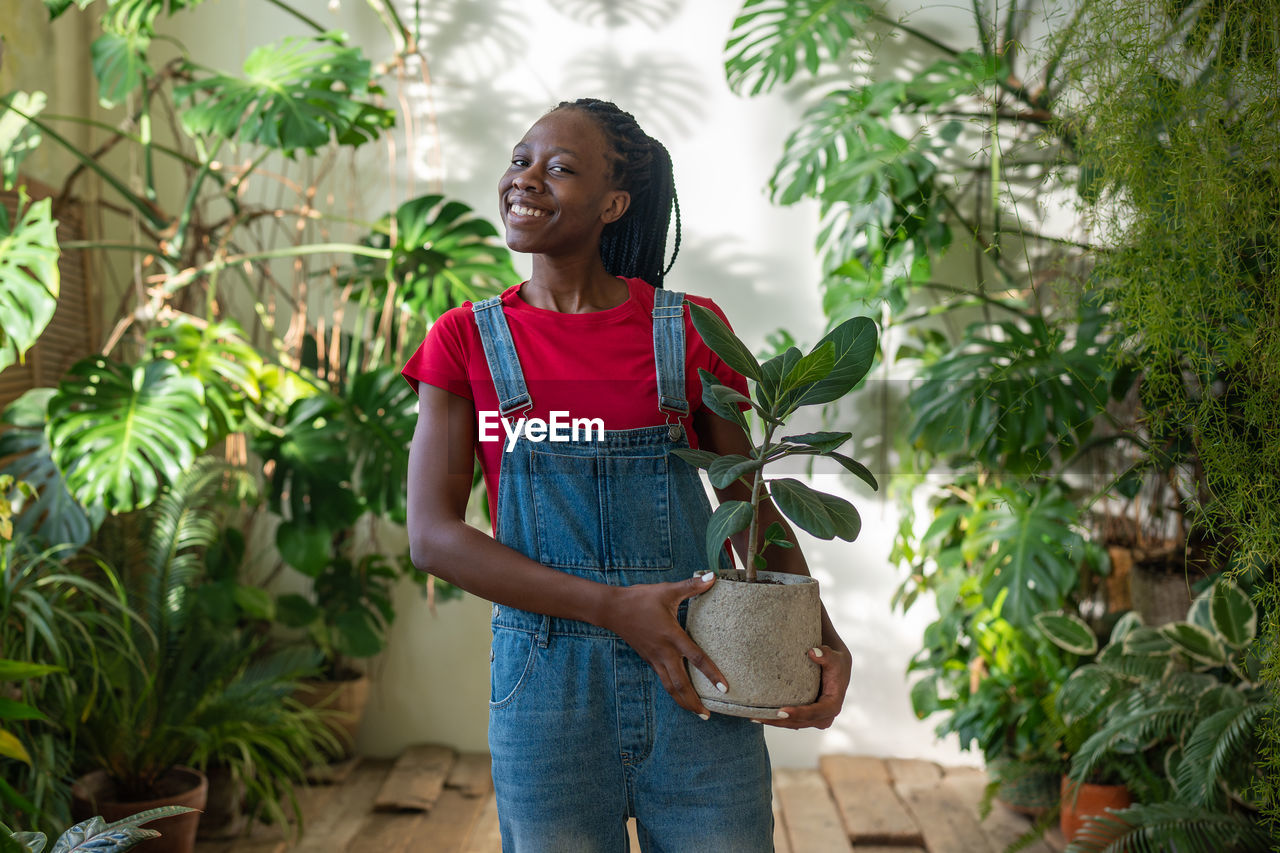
top-left (715, 681), bottom-right (728, 694)
top-left (812, 647), bottom-right (824, 658)
top-left (699, 712), bottom-right (710, 721)
top-left (776, 710), bottom-right (790, 719)
top-left (749, 719), bottom-right (763, 724)
top-left (700, 571), bottom-right (715, 582)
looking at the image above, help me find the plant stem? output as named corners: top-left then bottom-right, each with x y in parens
top-left (745, 422), bottom-right (779, 583)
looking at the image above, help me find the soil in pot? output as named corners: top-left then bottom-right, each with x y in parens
top-left (71, 765), bottom-right (207, 853)
top-left (1060, 775), bottom-right (1132, 842)
top-left (685, 569), bottom-right (821, 718)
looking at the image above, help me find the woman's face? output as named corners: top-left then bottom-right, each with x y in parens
top-left (498, 109), bottom-right (630, 257)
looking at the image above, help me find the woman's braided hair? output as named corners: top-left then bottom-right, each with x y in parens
top-left (552, 98), bottom-right (682, 288)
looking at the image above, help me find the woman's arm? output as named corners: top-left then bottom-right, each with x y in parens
top-left (694, 406), bottom-right (853, 730)
top-left (406, 383), bottom-right (729, 717)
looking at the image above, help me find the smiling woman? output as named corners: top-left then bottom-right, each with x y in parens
top-left (401, 99), bottom-right (853, 852)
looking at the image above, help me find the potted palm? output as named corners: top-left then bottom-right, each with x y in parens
top-left (673, 304), bottom-right (878, 717)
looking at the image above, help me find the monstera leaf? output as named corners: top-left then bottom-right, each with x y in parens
top-left (47, 358), bottom-right (207, 513)
top-left (90, 30), bottom-right (152, 108)
top-left (1, 92), bottom-right (47, 191)
top-left (961, 484), bottom-right (1088, 626)
top-left (0, 192), bottom-right (59, 375)
top-left (0, 389), bottom-right (91, 548)
top-left (147, 316), bottom-right (262, 441)
top-left (176, 34), bottom-right (394, 153)
top-left (725, 0), bottom-right (873, 95)
top-left (345, 367), bottom-right (419, 523)
top-left (252, 392), bottom-right (363, 540)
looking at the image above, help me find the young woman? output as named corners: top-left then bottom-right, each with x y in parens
top-left (404, 98), bottom-right (851, 852)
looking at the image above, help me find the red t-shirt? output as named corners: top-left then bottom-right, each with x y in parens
top-left (401, 277), bottom-right (750, 524)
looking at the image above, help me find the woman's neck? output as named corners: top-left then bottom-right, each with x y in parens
top-left (522, 256), bottom-right (629, 313)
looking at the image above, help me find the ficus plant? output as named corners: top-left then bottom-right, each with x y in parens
top-left (673, 303), bottom-right (879, 582)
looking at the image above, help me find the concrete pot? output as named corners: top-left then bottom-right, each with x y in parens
top-left (686, 569), bottom-right (821, 718)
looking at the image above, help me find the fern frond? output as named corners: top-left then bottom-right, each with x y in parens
top-left (1065, 801), bottom-right (1276, 853)
top-left (1177, 702), bottom-right (1266, 807)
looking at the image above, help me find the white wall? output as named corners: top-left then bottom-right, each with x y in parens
top-left (166, 0), bottom-right (982, 769)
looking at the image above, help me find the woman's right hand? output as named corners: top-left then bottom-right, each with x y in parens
top-left (598, 572), bottom-right (726, 719)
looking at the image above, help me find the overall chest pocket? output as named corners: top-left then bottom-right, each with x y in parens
top-left (531, 448), bottom-right (672, 570)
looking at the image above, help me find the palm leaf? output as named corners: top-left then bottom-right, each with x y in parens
top-left (176, 34), bottom-right (393, 153)
top-left (1175, 701), bottom-right (1265, 807)
top-left (0, 191), bottom-right (59, 375)
top-left (1065, 801), bottom-right (1275, 853)
top-left (725, 0), bottom-right (872, 95)
top-left (47, 357), bottom-right (207, 513)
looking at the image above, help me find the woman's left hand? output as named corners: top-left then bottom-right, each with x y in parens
top-left (753, 645), bottom-right (851, 729)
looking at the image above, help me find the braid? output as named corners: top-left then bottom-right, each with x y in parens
top-left (552, 98), bottom-right (682, 288)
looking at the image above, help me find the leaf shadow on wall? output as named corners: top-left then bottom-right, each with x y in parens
top-left (411, 0), bottom-right (528, 83)
top-left (545, 0), bottom-right (686, 30)
top-left (558, 48), bottom-right (706, 141)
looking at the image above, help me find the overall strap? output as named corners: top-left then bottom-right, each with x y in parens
top-left (471, 296), bottom-right (532, 417)
top-left (652, 289), bottom-right (689, 424)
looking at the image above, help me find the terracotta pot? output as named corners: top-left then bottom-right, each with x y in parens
top-left (685, 570), bottom-right (821, 718)
top-left (1060, 775), bottom-right (1132, 842)
top-left (71, 766), bottom-right (207, 853)
top-left (294, 672), bottom-right (371, 757)
top-left (195, 765), bottom-right (248, 839)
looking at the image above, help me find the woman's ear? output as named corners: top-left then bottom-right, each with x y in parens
top-left (601, 190), bottom-right (630, 225)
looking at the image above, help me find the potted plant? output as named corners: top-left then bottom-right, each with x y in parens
top-left (1038, 581), bottom-right (1275, 850)
top-left (669, 303), bottom-right (878, 717)
top-left (3, 806), bottom-right (195, 853)
top-left (59, 459), bottom-right (335, 852)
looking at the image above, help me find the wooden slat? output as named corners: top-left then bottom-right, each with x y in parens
top-left (627, 817), bottom-right (640, 851)
top-left (887, 757), bottom-right (945, 790)
top-left (943, 771), bottom-right (1055, 853)
top-left (460, 793), bottom-right (502, 853)
top-left (774, 768), bottom-right (854, 852)
top-left (401, 788), bottom-right (489, 850)
top-left (372, 744), bottom-right (456, 812)
top-left (820, 755), bottom-right (921, 845)
top-left (899, 776), bottom-right (997, 853)
top-left (446, 752), bottom-right (493, 798)
top-left (290, 759), bottom-right (392, 853)
top-left (346, 812), bottom-right (424, 853)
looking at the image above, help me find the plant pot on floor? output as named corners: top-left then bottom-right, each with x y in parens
top-left (195, 765), bottom-right (248, 839)
top-left (295, 671), bottom-right (371, 758)
top-left (686, 569), bottom-right (821, 718)
top-left (71, 766), bottom-right (208, 853)
top-left (1060, 776), bottom-right (1131, 842)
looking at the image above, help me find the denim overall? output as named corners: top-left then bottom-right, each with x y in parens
top-left (471, 289), bottom-right (773, 852)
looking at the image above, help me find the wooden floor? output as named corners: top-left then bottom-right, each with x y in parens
top-left (194, 747), bottom-right (1066, 853)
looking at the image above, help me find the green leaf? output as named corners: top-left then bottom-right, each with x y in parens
top-left (0, 388), bottom-right (91, 548)
top-left (787, 316), bottom-right (878, 408)
top-left (48, 357), bottom-right (207, 513)
top-left (778, 431), bottom-right (851, 453)
top-left (1207, 578), bottom-right (1256, 649)
top-left (0, 191), bottom-right (59, 375)
top-left (334, 610), bottom-right (383, 659)
top-left (1122, 626), bottom-right (1175, 656)
top-left (671, 448), bottom-right (718, 470)
top-left (1108, 610), bottom-right (1144, 644)
top-left (148, 317), bottom-right (262, 441)
top-left (0, 661), bottom-right (60, 681)
top-left (1034, 611), bottom-right (1098, 656)
top-left (0, 696), bottom-right (44, 723)
top-left (696, 369), bottom-right (749, 430)
top-left (346, 367), bottom-right (419, 523)
top-left (275, 520), bottom-right (330, 577)
top-left (770, 477), bottom-right (861, 541)
top-left (779, 341), bottom-right (835, 393)
top-left (275, 592), bottom-right (320, 629)
top-left (725, 0), bottom-right (871, 95)
top-left (704, 500), bottom-right (752, 572)
top-left (756, 346), bottom-right (800, 410)
top-left (1, 91), bottom-right (47, 191)
top-left (1159, 622), bottom-right (1227, 667)
top-left (687, 302), bottom-right (761, 381)
top-left (827, 451), bottom-right (879, 491)
top-left (708, 454), bottom-right (764, 489)
top-left (90, 30), bottom-right (152, 108)
top-left (176, 34), bottom-right (394, 154)
top-left (49, 806), bottom-right (196, 853)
